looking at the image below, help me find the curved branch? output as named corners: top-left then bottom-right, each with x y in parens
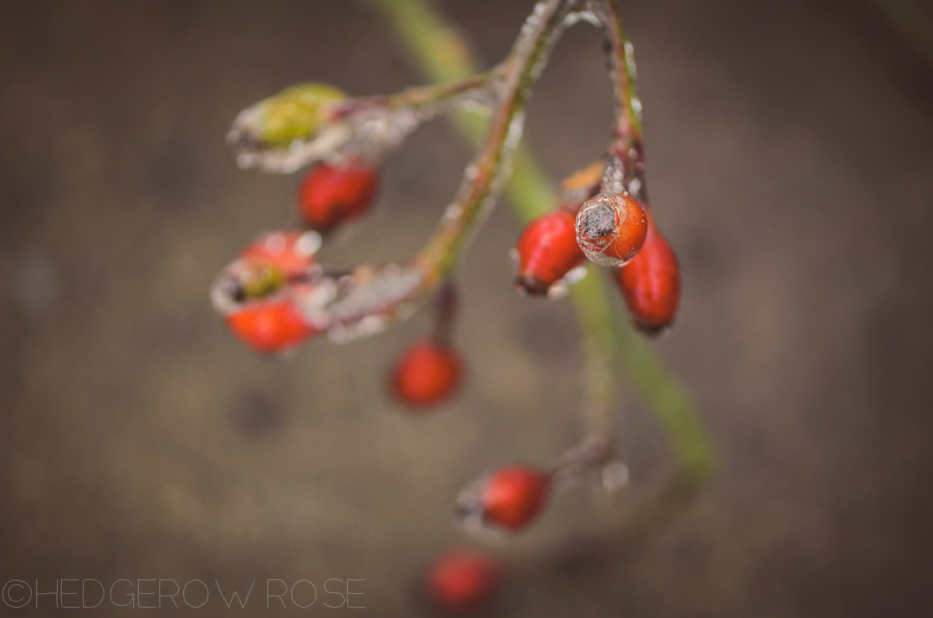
top-left (369, 0), bottom-right (715, 482)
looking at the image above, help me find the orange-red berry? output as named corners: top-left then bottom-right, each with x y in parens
top-left (515, 210), bottom-right (586, 295)
top-left (391, 339), bottom-right (463, 408)
top-left (427, 550), bottom-right (501, 613)
top-left (221, 231), bottom-right (321, 352)
top-left (616, 212), bottom-right (681, 333)
top-left (240, 230), bottom-right (319, 278)
top-left (481, 466), bottom-right (550, 531)
top-left (575, 193), bottom-right (648, 267)
top-left (297, 163), bottom-right (378, 231)
top-left (226, 299), bottom-right (313, 353)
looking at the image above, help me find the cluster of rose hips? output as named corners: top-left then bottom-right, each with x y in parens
top-left (220, 161), bottom-right (467, 406)
top-left (225, 157), bottom-right (680, 356)
top-left (517, 163), bottom-right (681, 333)
top-left (217, 158), bottom-right (662, 611)
top-left (213, 1), bottom-right (685, 610)
top-left (218, 151), bottom-right (677, 611)
top-left (220, 162), bottom-right (377, 352)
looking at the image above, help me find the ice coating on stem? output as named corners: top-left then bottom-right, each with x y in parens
top-left (452, 434), bottom-right (626, 537)
top-left (318, 262), bottom-right (425, 343)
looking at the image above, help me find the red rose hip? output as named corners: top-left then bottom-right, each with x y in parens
top-left (427, 550), bottom-right (501, 613)
top-left (616, 211), bottom-right (681, 333)
top-left (575, 193), bottom-right (648, 267)
top-left (515, 210), bottom-right (586, 295)
top-left (481, 466), bottom-right (550, 530)
top-left (226, 299), bottom-right (313, 353)
top-left (391, 339), bottom-right (463, 408)
top-left (214, 231), bottom-right (321, 353)
top-left (297, 163), bottom-right (378, 231)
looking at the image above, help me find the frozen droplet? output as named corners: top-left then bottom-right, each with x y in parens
top-left (545, 264), bottom-right (587, 300)
top-left (443, 203), bottom-right (463, 222)
top-left (507, 247), bottom-right (521, 277)
top-left (563, 9), bottom-right (600, 27)
top-left (299, 278), bottom-right (337, 308)
top-left (295, 231), bottom-right (322, 257)
top-left (453, 483), bottom-right (488, 536)
top-left (326, 323), bottom-right (348, 344)
top-left (601, 461), bottom-right (629, 492)
top-left (451, 478), bottom-right (506, 540)
top-left (210, 261), bottom-right (247, 314)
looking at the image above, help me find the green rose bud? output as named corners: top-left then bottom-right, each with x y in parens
top-left (257, 83), bottom-right (347, 148)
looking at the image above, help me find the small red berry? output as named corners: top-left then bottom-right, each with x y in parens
top-left (241, 230), bottom-right (320, 278)
top-left (616, 212), bottom-right (681, 333)
top-left (427, 550), bottom-right (501, 613)
top-left (297, 163), bottom-right (378, 231)
top-left (515, 210), bottom-right (586, 295)
top-left (391, 339), bottom-right (462, 408)
top-left (231, 231), bottom-right (321, 301)
top-left (226, 299), bottom-right (313, 353)
top-left (481, 466), bottom-right (550, 531)
top-left (575, 193), bottom-right (648, 267)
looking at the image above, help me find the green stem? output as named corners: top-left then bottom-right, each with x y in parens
top-left (569, 265), bottom-right (618, 437)
top-left (369, 0), bottom-right (714, 481)
top-left (367, 0), bottom-right (554, 215)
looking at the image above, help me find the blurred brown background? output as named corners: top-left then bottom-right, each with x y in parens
top-left (1, 0), bottom-right (932, 616)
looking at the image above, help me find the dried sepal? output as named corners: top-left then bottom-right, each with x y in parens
top-left (557, 158), bottom-right (604, 208)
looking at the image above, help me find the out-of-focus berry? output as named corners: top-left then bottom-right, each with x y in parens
top-left (297, 163), bottom-right (378, 232)
top-left (481, 466), bottom-right (550, 531)
top-left (218, 231), bottom-right (322, 353)
top-left (427, 550), bottom-right (501, 613)
top-left (233, 231), bottom-right (321, 301)
top-left (391, 339), bottom-right (462, 409)
top-left (226, 299), bottom-right (313, 353)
